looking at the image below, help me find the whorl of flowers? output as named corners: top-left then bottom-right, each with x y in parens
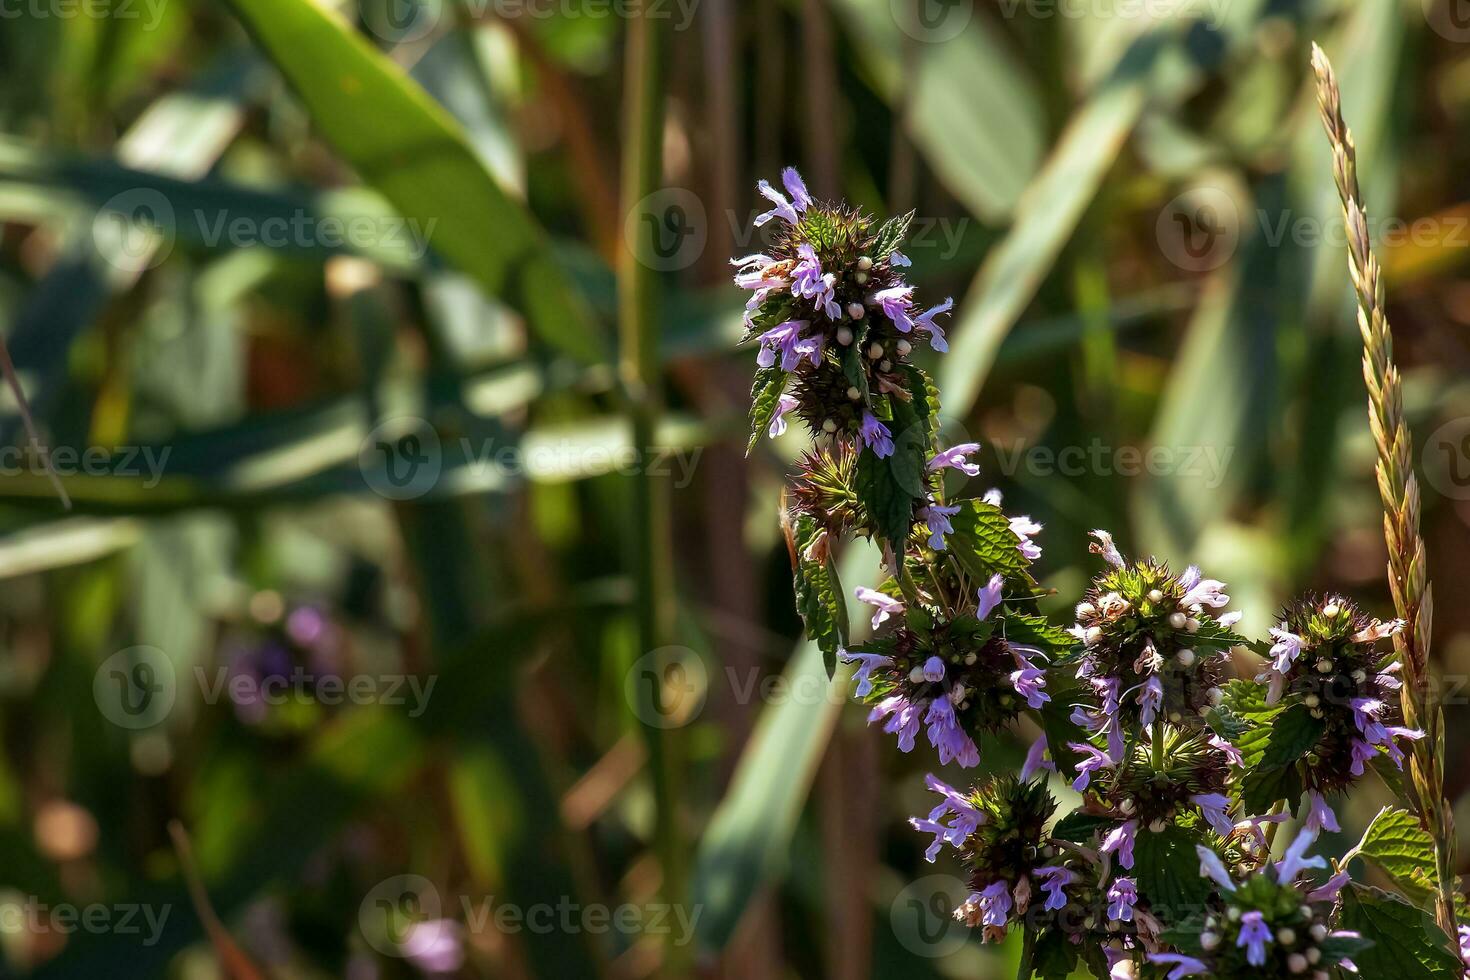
top-left (1144, 833), bottom-right (1366, 979)
top-left (1256, 595), bottom-right (1421, 832)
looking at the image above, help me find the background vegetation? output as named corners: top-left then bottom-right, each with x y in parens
top-left (0, 0), bottom-right (1468, 976)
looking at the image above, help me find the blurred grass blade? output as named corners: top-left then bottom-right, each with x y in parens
top-left (940, 30), bottom-right (1170, 416)
top-left (218, 0), bottom-right (605, 364)
top-left (691, 543), bottom-right (877, 953)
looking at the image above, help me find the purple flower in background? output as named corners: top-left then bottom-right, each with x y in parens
top-left (1308, 871), bottom-right (1350, 902)
top-left (1179, 565), bottom-right (1229, 609)
top-left (768, 394), bottom-right (799, 438)
top-left (1010, 515), bottom-right (1043, 560)
top-left (1274, 831), bottom-right (1328, 881)
top-left (1237, 911), bottom-right (1271, 967)
top-left (1102, 820), bottom-right (1138, 869)
top-left (976, 573), bottom-right (1004, 620)
top-left (919, 502), bottom-right (961, 550)
top-left (976, 880), bottom-right (1012, 928)
top-left (1033, 866), bottom-right (1074, 911)
top-left (1148, 953), bottom-right (1208, 979)
top-left (401, 919), bottom-right (464, 974)
top-left (755, 319), bottom-right (818, 371)
top-left (1195, 845), bottom-right (1236, 891)
top-left (1105, 877), bottom-right (1137, 922)
top-left (871, 285), bottom-right (916, 332)
top-left (1068, 742), bottom-right (1114, 792)
top-left (1191, 793), bottom-right (1234, 837)
top-left (731, 253), bottom-right (788, 317)
top-left (791, 244), bottom-right (841, 320)
top-left (924, 695), bottom-right (980, 767)
top-left (1382, 725), bottom-right (1425, 768)
top-left (1305, 790), bottom-right (1340, 833)
top-left (860, 412), bottom-right (894, 457)
top-left (922, 656), bottom-right (945, 682)
top-left (928, 442), bottom-right (981, 477)
top-left (870, 696), bottom-right (923, 753)
top-left (914, 298), bottom-right (953, 352)
top-left (889, 249), bottom-right (911, 267)
top-left (1009, 647), bottom-right (1050, 710)
top-left (1349, 738), bottom-right (1376, 776)
top-left (841, 649), bottom-right (892, 698)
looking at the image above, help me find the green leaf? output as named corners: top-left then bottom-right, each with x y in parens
top-left (1348, 807), bottom-right (1440, 910)
top-left (1023, 926), bottom-right (1078, 980)
top-left (869, 209), bottom-right (915, 262)
top-left (218, 0), bottom-right (604, 364)
top-left (1051, 811), bottom-right (1114, 844)
top-left (1002, 612), bottom-right (1077, 658)
top-left (1259, 704), bottom-right (1326, 768)
top-left (1238, 699), bottom-right (1318, 812)
top-left (1339, 884), bottom-right (1462, 979)
top-left (947, 500), bottom-right (1027, 581)
top-left (790, 516), bottom-right (849, 677)
top-left (839, 342), bottom-right (869, 406)
top-left (854, 443), bottom-right (919, 548)
top-left (747, 367), bottom-right (789, 456)
top-left (1240, 763), bottom-right (1304, 816)
top-left (1132, 824), bottom-right (1214, 925)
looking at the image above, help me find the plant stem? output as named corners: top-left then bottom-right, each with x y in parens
top-left (618, 4), bottom-right (684, 969)
top-left (1312, 43), bottom-right (1457, 935)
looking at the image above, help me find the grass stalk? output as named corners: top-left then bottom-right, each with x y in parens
top-left (618, 3), bottom-right (685, 970)
top-left (1311, 43), bottom-right (1457, 935)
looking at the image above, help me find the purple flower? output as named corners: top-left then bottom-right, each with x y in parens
top-left (870, 696), bottom-right (923, 752)
top-left (976, 573), bottom-right (1004, 620)
top-left (910, 773), bottom-right (985, 861)
top-left (1021, 735), bottom-right (1055, 780)
top-left (1236, 813), bottom-right (1289, 858)
top-left (1009, 647), bottom-right (1050, 710)
top-left (1269, 627), bottom-right (1306, 672)
top-left (1105, 877), bottom-right (1137, 922)
top-left (1237, 911), bottom-right (1271, 967)
top-left (1192, 793), bottom-right (1234, 837)
top-left (928, 442), bottom-right (981, 477)
top-left (756, 319), bottom-right (820, 371)
top-left (1349, 697), bottom-right (1388, 743)
top-left (889, 249), bottom-right (911, 267)
top-left (1274, 831), bottom-right (1328, 881)
top-left (1196, 844), bottom-right (1236, 891)
top-left (919, 502), bottom-right (962, 551)
top-left (854, 586), bottom-right (904, 630)
top-left (1068, 742), bottom-right (1115, 792)
top-left (1179, 565), bottom-right (1230, 609)
top-left (914, 298), bottom-right (953, 352)
top-left (1349, 737), bottom-right (1376, 776)
top-left (1209, 735), bottom-right (1244, 766)
top-left (1352, 618), bottom-right (1404, 643)
top-left (1148, 953), bottom-right (1208, 979)
top-left (732, 253), bottom-right (788, 316)
top-left (768, 393), bottom-right (799, 438)
top-left (781, 167), bottom-right (812, 212)
top-left (871, 285), bottom-right (916, 332)
top-left (1089, 529), bottom-right (1125, 567)
top-left (1308, 871), bottom-right (1350, 902)
top-left (1138, 675), bottom-right (1163, 726)
top-left (402, 919), bottom-right (464, 974)
top-left (922, 656), bottom-right (946, 682)
top-left (1033, 866), bottom-right (1074, 911)
top-left (1305, 790), bottom-right (1340, 833)
top-left (1010, 515), bottom-right (1043, 560)
top-left (840, 649), bottom-right (892, 698)
top-left (1382, 725), bottom-right (1425, 768)
top-left (859, 412), bottom-right (894, 458)
top-left (754, 178), bottom-right (799, 226)
top-left (975, 880), bottom-right (1012, 928)
top-left (925, 695), bottom-right (980, 767)
top-left (1102, 820), bottom-right (1138, 869)
top-left (791, 244), bottom-right (841, 320)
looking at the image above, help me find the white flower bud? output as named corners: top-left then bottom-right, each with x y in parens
top-left (868, 342), bottom-right (884, 360)
top-left (1287, 953), bottom-right (1308, 973)
top-left (908, 665), bottom-right (926, 684)
top-left (822, 419), bottom-right (837, 433)
top-left (1306, 948), bottom-right (1321, 964)
top-left (1200, 932), bottom-right (1220, 950)
top-left (1323, 602), bottom-right (1341, 618)
top-left (1085, 626), bottom-right (1103, 646)
top-left (1304, 694), bottom-right (1320, 707)
top-left (1315, 659), bottom-right (1333, 674)
top-left (848, 302), bottom-right (866, 320)
top-left (857, 256), bottom-right (873, 271)
top-left (1148, 589), bottom-right (1164, 603)
top-left (1169, 612), bottom-right (1187, 629)
top-left (836, 326), bottom-right (854, 345)
top-left (1186, 617), bottom-right (1200, 633)
top-left (896, 339), bottom-right (912, 357)
top-left (847, 386), bottom-right (861, 400)
top-left (1208, 687), bottom-right (1224, 705)
top-left (1278, 928), bottom-right (1297, 945)
top-left (854, 271), bottom-right (869, 285)
top-left (1120, 798), bottom-right (1136, 814)
top-left (1077, 602), bottom-right (1097, 619)
top-left (1309, 924), bottom-right (1327, 942)
top-left (879, 360), bottom-right (892, 372)
top-left (1176, 649), bottom-right (1196, 666)
top-left (1351, 668), bottom-right (1367, 683)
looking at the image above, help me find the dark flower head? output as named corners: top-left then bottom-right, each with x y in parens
top-left (1080, 726), bottom-right (1238, 847)
top-left (1256, 594), bottom-right (1420, 807)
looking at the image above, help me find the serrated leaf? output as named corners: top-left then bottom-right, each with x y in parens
top-left (1189, 616), bottom-right (1248, 649)
top-left (1339, 884), bottom-right (1462, 979)
top-left (1023, 926), bottom-right (1077, 980)
top-left (747, 367), bottom-right (789, 456)
top-left (790, 516), bottom-right (848, 676)
top-left (1002, 612), bottom-right (1077, 658)
top-left (1241, 763), bottom-right (1304, 816)
top-left (1348, 807), bottom-right (1440, 910)
top-left (1132, 824), bottom-right (1214, 925)
top-left (900, 364), bottom-right (941, 446)
top-left (1050, 810), bottom-right (1114, 843)
top-left (947, 500), bottom-right (1027, 581)
top-left (854, 445), bottom-right (917, 548)
top-left (1259, 704), bottom-right (1326, 768)
top-left (870, 209), bottom-right (915, 261)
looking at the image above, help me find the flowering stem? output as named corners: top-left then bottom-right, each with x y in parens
top-left (1312, 44), bottom-right (1457, 935)
top-left (618, 3), bottom-right (685, 966)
